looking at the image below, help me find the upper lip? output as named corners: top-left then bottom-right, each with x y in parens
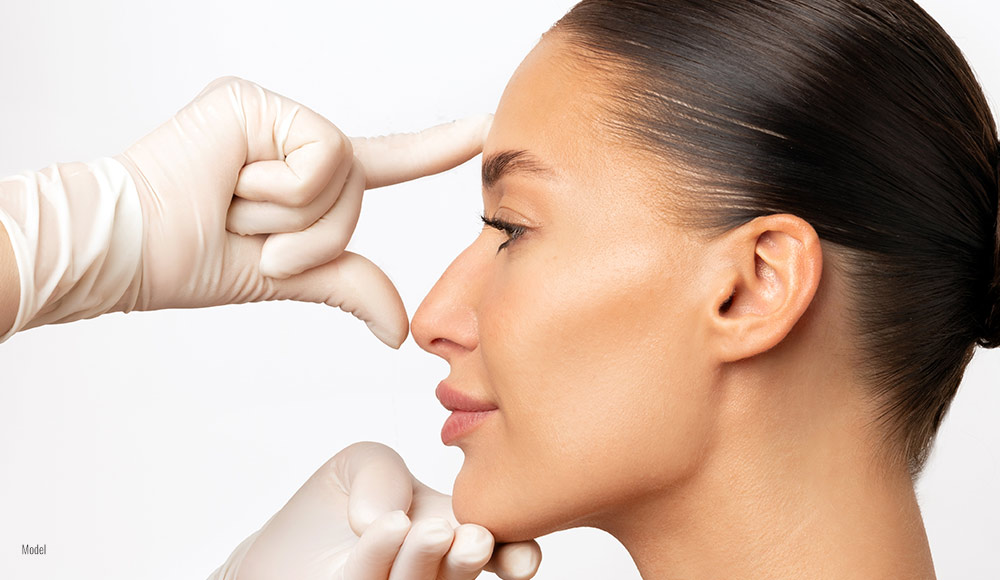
top-left (436, 381), bottom-right (498, 412)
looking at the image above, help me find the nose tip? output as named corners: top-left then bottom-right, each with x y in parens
top-left (412, 296), bottom-right (477, 360)
top-left (411, 244), bottom-right (483, 360)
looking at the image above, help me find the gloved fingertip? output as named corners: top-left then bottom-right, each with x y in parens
top-left (450, 524), bottom-right (494, 566)
top-left (225, 204), bottom-right (264, 237)
top-left (351, 505), bottom-right (410, 538)
top-left (411, 517), bottom-right (456, 547)
top-left (445, 113), bottom-right (493, 151)
top-left (259, 267), bottom-right (289, 280)
top-left (494, 542), bottom-right (542, 580)
top-left (367, 318), bottom-right (408, 349)
top-left (348, 504), bottom-right (377, 536)
top-left (456, 523), bottom-right (492, 545)
top-left (381, 509), bottom-right (412, 534)
top-left (259, 264), bottom-right (293, 280)
top-left (470, 112), bottom-right (494, 144)
top-left (258, 245), bottom-right (296, 280)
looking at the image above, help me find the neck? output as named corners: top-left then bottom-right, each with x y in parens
top-left (596, 249), bottom-right (937, 578)
top-left (598, 374), bottom-right (936, 579)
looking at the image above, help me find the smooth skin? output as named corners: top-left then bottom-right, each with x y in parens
top-left (411, 35), bottom-right (937, 579)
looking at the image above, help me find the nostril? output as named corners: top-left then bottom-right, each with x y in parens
top-left (426, 335), bottom-right (470, 360)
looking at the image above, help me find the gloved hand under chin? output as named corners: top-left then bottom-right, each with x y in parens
top-left (0, 76), bottom-right (490, 347)
top-left (209, 442), bottom-right (542, 580)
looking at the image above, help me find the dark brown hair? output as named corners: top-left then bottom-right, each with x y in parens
top-left (553, 0), bottom-right (1000, 474)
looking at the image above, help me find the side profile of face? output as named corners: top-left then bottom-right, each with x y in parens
top-left (411, 36), bottom-right (726, 543)
top-left (415, 4), bottom-right (972, 577)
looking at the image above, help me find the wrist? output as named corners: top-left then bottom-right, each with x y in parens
top-left (112, 152), bottom-right (151, 313)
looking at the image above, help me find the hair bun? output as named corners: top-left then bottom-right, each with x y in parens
top-left (980, 152), bottom-right (1000, 349)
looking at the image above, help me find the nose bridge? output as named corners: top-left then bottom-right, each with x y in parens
top-left (411, 236), bottom-right (489, 355)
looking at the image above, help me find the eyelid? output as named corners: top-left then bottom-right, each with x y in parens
top-left (480, 213), bottom-right (522, 231)
top-left (480, 213), bottom-right (528, 253)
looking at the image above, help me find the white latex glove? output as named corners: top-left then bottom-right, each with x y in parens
top-left (0, 76), bottom-right (489, 347)
top-left (209, 442), bottom-right (542, 580)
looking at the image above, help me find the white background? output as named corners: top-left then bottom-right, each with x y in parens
top-left (0, 1), bottom-right (996, 578)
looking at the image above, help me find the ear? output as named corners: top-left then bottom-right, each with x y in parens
top-left (707, 214), bottom-right (823, 362)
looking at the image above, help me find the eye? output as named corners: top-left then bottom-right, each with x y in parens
top-left (480, 213), bottom-right (527, 253)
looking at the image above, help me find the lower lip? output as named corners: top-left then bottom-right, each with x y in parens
top-left (441, 410), bottom-right (497, 445)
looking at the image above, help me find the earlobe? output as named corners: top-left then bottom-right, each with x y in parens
top-left (710, 214), bottom-right (823, 362)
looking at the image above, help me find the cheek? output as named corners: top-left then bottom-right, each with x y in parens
top-left (458, 235), bottom-right (713, 540)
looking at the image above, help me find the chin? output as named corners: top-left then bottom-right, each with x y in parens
top-left (452, 468), bottom-right (519, 543)
top-left (452, 459), bottom-right (566, 544)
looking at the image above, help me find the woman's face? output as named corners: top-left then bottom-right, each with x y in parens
top-left (411, 37), bottom-right (720, 542)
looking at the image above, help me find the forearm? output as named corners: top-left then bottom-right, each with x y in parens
top-left (0, 218), bottom-right (18, 336)
top-left (0, 161), bottom-right (143, 343)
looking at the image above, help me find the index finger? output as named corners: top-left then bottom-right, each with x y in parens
top-left (350, 114), bottom-right (493, 189)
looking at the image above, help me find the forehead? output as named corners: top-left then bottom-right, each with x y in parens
top-left (482, 36), bottom-right (684, 233)
top-left (484, 37), bottom-right (619, 191)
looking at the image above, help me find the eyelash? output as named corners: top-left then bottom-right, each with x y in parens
top-left (480, 213), bottom-right (527, 253)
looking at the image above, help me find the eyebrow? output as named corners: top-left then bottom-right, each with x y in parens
top-left (481, 149), bottom-right (554, 189)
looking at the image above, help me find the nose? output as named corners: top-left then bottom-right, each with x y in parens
top-left (411, 237), bottom-right (487, 361)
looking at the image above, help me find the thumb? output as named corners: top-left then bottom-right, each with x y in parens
top-left (332, 442), bottom-right (416, 536)
top-left (487, 541), bottom-right (544, 580)
top-left (350, 114), bottom-right (492, 190)
top-left (267, 250), bottom-right (408, 348)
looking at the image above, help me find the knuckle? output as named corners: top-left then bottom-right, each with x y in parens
top-left (298, 118), bottom-right (350, 166)
top-left (204, 75), bottom-right (243, 93)
top-left (327, 130), bottom-right (353, 161)
top-left (341, 440), bottom-right (386, 458)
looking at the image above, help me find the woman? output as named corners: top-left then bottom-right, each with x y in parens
top-left (411, 0), bottom-right (999, 577)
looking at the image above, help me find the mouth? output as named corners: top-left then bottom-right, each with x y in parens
top-left (436, 381), bottom-right (498, 445)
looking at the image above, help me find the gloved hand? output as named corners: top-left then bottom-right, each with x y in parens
top-left (0, 76), bottom-right (489, 347)
top-left (208, 442), bottom-right (542, 580)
